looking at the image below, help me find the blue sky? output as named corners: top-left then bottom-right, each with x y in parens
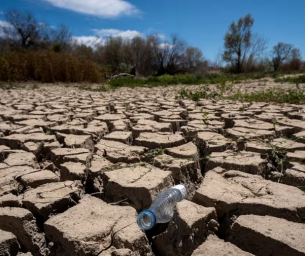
top-left (0, 0), bottom-right (304, 61)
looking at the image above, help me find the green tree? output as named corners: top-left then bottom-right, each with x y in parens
top-left (223, 14), bottom-right (254, 73)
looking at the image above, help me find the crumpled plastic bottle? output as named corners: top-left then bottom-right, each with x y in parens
top-left (137, 184), bottom-right (187, 230)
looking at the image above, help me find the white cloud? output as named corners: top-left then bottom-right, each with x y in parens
top-left (72, 36), bottom-right (104, 47)
top-left (158, 43), bottom-right (173, 49)
top-left (42, 0), bottom-right (140, 18)
top-left (92, 29), bottom-right (142, 39)
top-left (0, 20), bottom-right (12, 29)
top-left (73, 28), bottom-right (142, 47)
top-left (0, 20), bottom-right (12, 37)
top-left (156, 33), bottom-right (166, 40)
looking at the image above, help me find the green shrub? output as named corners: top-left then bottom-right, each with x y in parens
top-left (176, 86), bottom-right (219, 101)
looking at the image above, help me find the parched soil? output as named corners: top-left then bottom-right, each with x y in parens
top-left (0, 82), bottom-right (305, 256)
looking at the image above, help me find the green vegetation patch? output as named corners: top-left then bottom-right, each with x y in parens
top-left (107, 72), bottom-right (273, 88)
top-left (227, 88), bottom-right (305, 104)
top-left (177, 86), bottom-right (305, 104)
top-left (0, 81), bottom-right (22, 89)
top-left (176, 85), bottom-right (219, 101)
top-left (299, 186), bottom-right (305, 192)
top-left (274, 75), bottom-right (305, 84)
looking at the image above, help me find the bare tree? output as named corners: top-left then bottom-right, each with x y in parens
top-left (3, 9), bottom-right (48, 48)
top-left (150, 34), bottom-right (187, 75)
top-left (71, 32), bottom-right (204, 77)
top-left (130, 36), bottom-right (153, 76)
top-left (271, 42), bottom-right (295, 71)
top-left (290, 48), bottom-right (302, 61)
top-left (210, 49), bottom-right (224, 69)
top-left (181, 46), bottom-right (206, 72)
top-left (279, 46), bottom-right (303, 71)
top-left (166, 35), bottom-right (187, 74)
top-left (289, 48), bottom-right (302, 70)
top-left (102, 37), bottom-right (124, 74)
top-left (50, 24), bottom-right (72, 52)
top-left (223, 14), bottom-right (254, 73)
top-left (244, 34), bottom-right (268, 72)
top-left (149, 34), bottom-right (165, 75)
top-left (248, 34), bottom-right (268, 59)
top-left (72, 44), bottom-right (95, 60)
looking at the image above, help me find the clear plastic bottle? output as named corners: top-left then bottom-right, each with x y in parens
top-left (137, 184), bottom-right (187, 230)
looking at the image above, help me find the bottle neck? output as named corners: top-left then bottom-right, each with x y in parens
top-left (172, 184), bottom-right (187, 200)
top-left (136, 209), bottom-right (156, 230)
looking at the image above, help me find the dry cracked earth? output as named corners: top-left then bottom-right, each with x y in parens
top-left (0, 83), bottom-right (305, 256)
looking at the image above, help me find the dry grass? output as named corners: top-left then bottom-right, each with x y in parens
top-left (0, 51), bottom-right (105, 83)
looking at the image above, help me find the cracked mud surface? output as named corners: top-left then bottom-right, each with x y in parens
top-left (0, 82), bottom-right (305, 256)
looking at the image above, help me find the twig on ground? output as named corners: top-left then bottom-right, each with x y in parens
top-left (109, 198), bottom-right (128, 205)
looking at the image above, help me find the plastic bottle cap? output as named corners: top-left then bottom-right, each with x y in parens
top-left (137, 209), bottom-right (156, 230)
top-left (173, 184), bottom-right (187, 199)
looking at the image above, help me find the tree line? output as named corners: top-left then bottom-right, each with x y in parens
top-left (223, 14), bottom-right (303, 73)
top-left (0, 10), bottom-right (303, 83)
